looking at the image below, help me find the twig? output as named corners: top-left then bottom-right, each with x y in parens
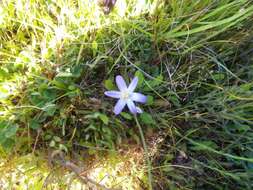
top-left (49, 150), bottom-right (120, 190)
top-left (32, 129), bottom-right (41, 154)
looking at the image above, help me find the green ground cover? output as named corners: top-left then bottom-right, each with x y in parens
top-left (0, 0), bottom-right (253, 189)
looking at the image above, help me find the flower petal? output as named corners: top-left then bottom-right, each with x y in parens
top-left (104, 91), bottom-right (121, 98)
top-left (116, 75), bottom-right (127, 91)
top-left (136, 107), bottom-right (143, 114)
top-left (114, 99), bottom-right (126, 115)
top-left (127, 100), bottom-right (137, 114)
top-left (131, 92), bottom-right (147, 103)
top-left (128, 76), bottom-right (138, 92)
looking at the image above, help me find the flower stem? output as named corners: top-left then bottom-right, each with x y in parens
top-left (134, 115), bottom-right (153, 190)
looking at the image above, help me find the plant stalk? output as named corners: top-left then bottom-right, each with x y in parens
top-left (134, 115), bottom-right (153, 190)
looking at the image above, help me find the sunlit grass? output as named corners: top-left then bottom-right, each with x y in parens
top-left (0, 148), bottom-right (147, 190)
top-left (0, 0), bottom-right (253, 189)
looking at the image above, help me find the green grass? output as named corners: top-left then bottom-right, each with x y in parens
top-left (1, 0), bottom-right (253, 189)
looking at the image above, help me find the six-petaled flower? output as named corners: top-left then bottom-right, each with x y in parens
top-left (104, 75), bottom-right (147, 115)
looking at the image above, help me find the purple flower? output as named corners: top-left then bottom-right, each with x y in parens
top-left (104, 75), bottom-right (147, 115)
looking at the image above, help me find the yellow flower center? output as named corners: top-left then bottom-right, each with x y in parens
top-left (121, 91), bottom-right (130, 100)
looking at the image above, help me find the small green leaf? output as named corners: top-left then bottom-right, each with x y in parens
top-left (0, 121), bottom-right (7, 129)
top-left (68, 85), bottom-right (76, 91)
top-left (41, 89), bottom-right (57, 101)
top-left (146, 95), bottom-right (154, 105)
top-left (71, 64), bottom-right (83, 78)
top-left (5, 124), bottom-right (18, 138)
top-left (240, 83), bottom-right (253, 91)
top-left (84, 124), bottom-right (97, 132)
top-left (92, 41), bottom-right (98, 56)
top-left (1, 138), bottom-right (15, 150)
top-left (162, 166), bottom-right (174, 172)
top-left (59, 144), bottom-right (68, 152)
top-left (0, 68), bottom-right (8, 80)
top-left (53, 136), bottom-right (61, 142)
top-left (104, 79), bottom-right (115, 90)
top-left (164, 154), bottom-right (174, 163)
top-left (29, 119), bottom-right (40, 130)
top-left (55, 72), bottom-right (74, 78)
top-left (120, 112), bottom-right (132, 120)
top-left (237, 125), bottom-right (250, 132)
top-left (170, 95), bottom-right (180, 107)
top-left (49, 140), bottom-right (56, 147)
top-left (230, 124), bottom-right (250, 132)
top-left (140, 112), bottom-right (155, 125)
top-left (44, 134), bottom-right (52, 140)
top-left (43, 104), bottom-right (57, 116)
top-left (148, 75), bottom-right (163, 87)
top-left (135, 70), bottom-right (144, 87)
top-left (92, 40), bottom-right (98, 50)
top-left (51, 80), bottom-right (67, 89)
top-left (212, 73), bottom-right (225, 80)
top-left (99, 114), bottom-right (109, 125)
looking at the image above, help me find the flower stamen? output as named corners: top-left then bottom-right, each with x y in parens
top-left (121, 91), bottom-right (130, 100)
